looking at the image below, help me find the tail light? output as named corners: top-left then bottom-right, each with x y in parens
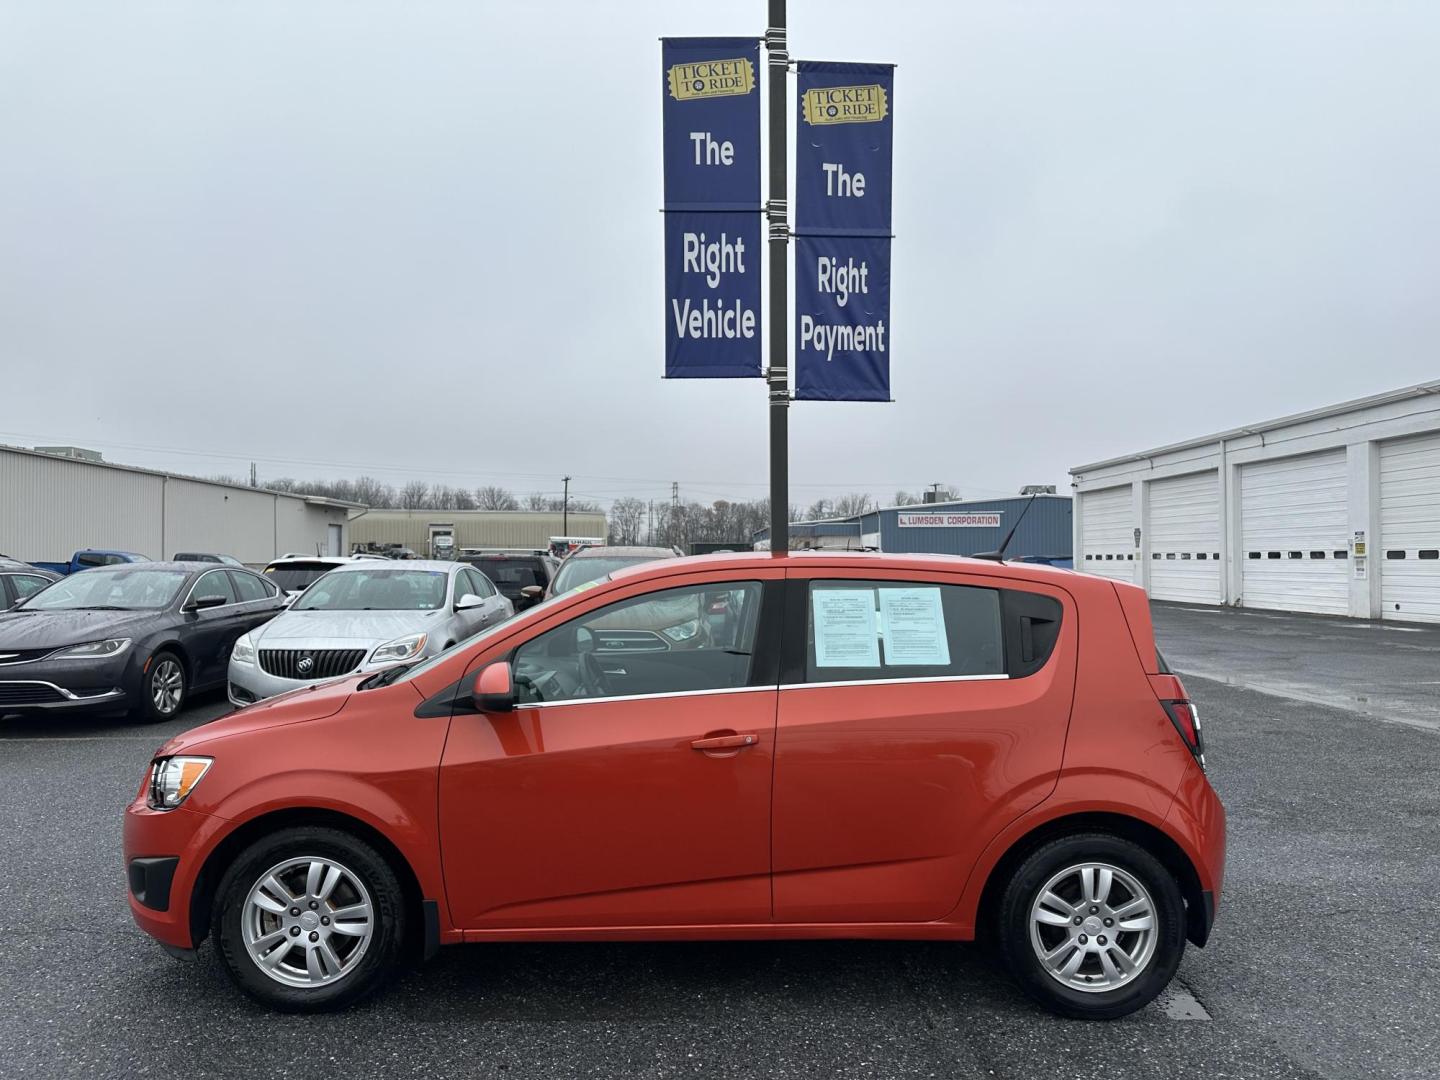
top-left (1161, 699), bottom-right (1205, 769)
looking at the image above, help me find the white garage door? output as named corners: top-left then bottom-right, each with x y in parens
top-left (1240, 449), bottom-right (1349, 615)
top-left (1380, 433), bottom-right (1440, 623)
top-left (1079, 485), bottom-right (1135, 582)
top-left (1149, 471), bottom-right (1221, 604)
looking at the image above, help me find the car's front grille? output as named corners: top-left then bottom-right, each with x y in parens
top-left (0, 681), bottom-right (68, 705)
top-left (258, 649), bottom-right (367, 680)
top-left (0, 649), bottom-right (56, 665)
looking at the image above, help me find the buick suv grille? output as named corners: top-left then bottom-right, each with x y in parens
top-left (258, 649), bottom-right (367, 680)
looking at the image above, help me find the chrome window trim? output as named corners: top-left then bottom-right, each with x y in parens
top-left (182, 568), bottom-right (243, 611)
top-left (510, 671), bottom-right (1010, 710)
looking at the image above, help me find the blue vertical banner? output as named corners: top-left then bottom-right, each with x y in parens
top-left (661, 38), bottom-right (763, 379)
top-left (794, 62), bottom-right (895, 401)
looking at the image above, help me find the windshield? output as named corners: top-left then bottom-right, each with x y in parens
top-left (264, 563), bottom-right (340, 593)
top-left (294, 568), bottom-right (448, 611)
top-left (22, 567), bottom-right (189, 611)
top-left (551, 556), bottom-right (657, 595)
top-left (464, 558), bottom-right (547, 599)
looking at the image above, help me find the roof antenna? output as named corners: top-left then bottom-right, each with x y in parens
top-left (972, 494), bottom-right (1039, 563)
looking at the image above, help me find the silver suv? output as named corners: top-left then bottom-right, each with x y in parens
top-left (227, 560), bottom-right (512, 705)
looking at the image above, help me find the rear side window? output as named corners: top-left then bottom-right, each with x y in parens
top-left (229, 571), bottom-right (269, 602)
top-left (804, 580), bottom-right (1005, 683)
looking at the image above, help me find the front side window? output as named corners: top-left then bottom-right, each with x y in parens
top-left (12, 574), bottom-right (50, 599)
top-left (513, 581), bottom-right (764, 704)
top-left (805, 580), bottom-right (1004, 683)
top-left (191, 570), bottom-right (238, 606)
top-left (24, 568), bottom-right (188, 611)
top-left (294, 568), bottom-right (448, 611)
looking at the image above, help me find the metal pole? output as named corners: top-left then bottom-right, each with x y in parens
top-left (562, 475), bottom-right (571, 534)
top-left (766, 0), bottom-right (789, 555)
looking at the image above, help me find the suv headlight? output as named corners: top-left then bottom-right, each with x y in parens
top-left (661, 618), bottom-right (700, 643)
top-left (147, 756), bottom-right (213, 810)
top-left (371, 633), bottom-right (427, 664)
top-left (231, 632), bottom-right (256, 665)
top-left (51, 638), bottom-right (130, 660)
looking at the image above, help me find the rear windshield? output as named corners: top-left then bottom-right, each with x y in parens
top-left (552, 556), bottom-right (657, 595)
top-left (264, 562), bottom-right (340, 593)
top-left (464, 558), bottom-right (548, 598)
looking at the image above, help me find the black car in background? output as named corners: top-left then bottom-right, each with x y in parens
top-left (0, 561), bottom-right (60, 610)
top-left (458, 551), bottom-right (559, 611)
top-left (0, 562), bottom-right (285, 723)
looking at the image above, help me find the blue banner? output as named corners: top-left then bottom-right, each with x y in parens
top-left (662, 38), bottom-right (762, 378)
top-left (665, 211), bottom-right (762, 378)
top-left (795, 234), bottom-right (891, 401)
top-left (795, 61), bottom-right (895, 400)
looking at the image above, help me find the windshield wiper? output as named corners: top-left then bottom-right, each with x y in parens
top-left (67, 605), bottom-right (132, 611)
top-left (358, 663), bottom-right (414, 690)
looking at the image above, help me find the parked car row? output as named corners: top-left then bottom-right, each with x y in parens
top-left (0, 545), bottom-right (687, 722)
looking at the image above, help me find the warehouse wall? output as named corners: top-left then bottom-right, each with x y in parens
top-left (348, 509), bottom-right (607, 552)
top-left (878, 497), bottom-right (1072, 559)
top-left (0, 446), bottom-right (348, 565)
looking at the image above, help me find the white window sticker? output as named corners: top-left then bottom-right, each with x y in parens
top-left (879, 587), bottom-right (950, 666)
top-left (812, 589), bottom-right (881, 667)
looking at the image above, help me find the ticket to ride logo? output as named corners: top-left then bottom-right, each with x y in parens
top-left (668, 57), bottom-right (756, 101)
top-left (802, 84), bottom-right (888, 125)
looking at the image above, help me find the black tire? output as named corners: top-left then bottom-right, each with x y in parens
top-left (129, 650), bottom-right (187, 723)
top-left (995, 832), bottom-right (1186, 1020)
top-left (212, 826), bottom-right (407, 1012)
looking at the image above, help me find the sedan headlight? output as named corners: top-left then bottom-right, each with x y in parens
top-left (50, 638), bottom-right (130, 660)
top-left (660, 618), bottom-right (700, 643)
top-left (147, 756), bottom-right (213, 810)
top-left (371, 633), bottom-right (427, 664)
top-left (231, 632), bottom-right (256, 665)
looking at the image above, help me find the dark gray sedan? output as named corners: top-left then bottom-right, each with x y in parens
top-left (0, 562), bottom-right (285, 723)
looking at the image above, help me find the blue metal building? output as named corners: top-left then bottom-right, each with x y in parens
top-left (754, 495), bottom-right (1072, 565)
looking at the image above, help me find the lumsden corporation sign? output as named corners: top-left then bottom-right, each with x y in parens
top-left (896, 511), bottom-right (1002, 528)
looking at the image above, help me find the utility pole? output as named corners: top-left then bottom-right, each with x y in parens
top-left (766, 0), bottom-right (789, 556)
top-left (562, 475), bottom-right (571, 533)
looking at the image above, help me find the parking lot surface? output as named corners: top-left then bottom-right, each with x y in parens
top-left (2, 607), bottom-right (1437, 1080)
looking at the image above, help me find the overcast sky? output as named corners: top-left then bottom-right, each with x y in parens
top-left (4, 2), bottom-right (1439, 510)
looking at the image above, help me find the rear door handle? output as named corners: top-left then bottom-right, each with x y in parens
top-left (691, 733), bottom-right (758, 751)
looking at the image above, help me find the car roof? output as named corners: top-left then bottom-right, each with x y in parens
top-left (323, 559), bottom-right (460, 573)
top-left (605, 550), bottom-right (1082, 586)
top-left (118, 560), bottom-right (243, 573)
top-left (570, 546), bottom-right (678, 559)
top-left (266, 556), bottom-right (362, 567)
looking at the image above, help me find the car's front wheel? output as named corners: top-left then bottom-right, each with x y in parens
top-left (213, 827), bottom-right (406, 1011)
top-left (996, 832), bottom-right (1186, 1019)
top-left (129, 651), bottom-right (186, 723)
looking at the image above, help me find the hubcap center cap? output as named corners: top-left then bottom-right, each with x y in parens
top-left (299, 911), bottom-right (320, 931)
top-left (1082, 916), bottom-right (1103, 936)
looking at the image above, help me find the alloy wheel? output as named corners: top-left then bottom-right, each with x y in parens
top-left (241, 856), bottom-right (375, 988)
top-left (150, 659), bottom-right (184, 715)
top-left (1027, 861), bottom-right (1158, 993)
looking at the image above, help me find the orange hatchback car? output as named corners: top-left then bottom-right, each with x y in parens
top-left (124, 552), bottom-right (1224, 1019)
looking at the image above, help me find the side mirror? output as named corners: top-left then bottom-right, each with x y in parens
top-left (455, 593), bottom-right (485, 611)
top-left (471, 661), bottom-right (515, 713)
top-left (520, 585), bottom-right (543, 600)
top-left (187, 594), bottom-right (227, 611)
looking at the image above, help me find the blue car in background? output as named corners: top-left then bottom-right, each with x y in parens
top-left (28, 550), bottom-right (150, 576)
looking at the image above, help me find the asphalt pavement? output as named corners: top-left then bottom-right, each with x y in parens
top-left (2, 606), bottom-right (1438, 1080)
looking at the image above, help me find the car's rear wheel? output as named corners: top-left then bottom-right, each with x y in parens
top-left (213, 827), bottom-right (406, 1011)
top-left (129, 651), bottom-right (186, 723)
top-left (996, 832), bottom-right (1185, 1019)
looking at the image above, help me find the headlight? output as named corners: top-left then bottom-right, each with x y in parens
top-left (147, 756), bottom-right (213, 810)
top-left (231, 632), bottom-right (256, 665)
top-left (50, 638), bottom-right (130, 660)
top-left (371, 633), bottom-right (427, 664)
top-left (660, 618), bottom-right (700, 643)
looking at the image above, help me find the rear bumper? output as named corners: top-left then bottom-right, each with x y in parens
top-left (1167, 762), bottom-right (1227, 946)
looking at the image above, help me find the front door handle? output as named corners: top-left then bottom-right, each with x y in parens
top-left (691, 732), bottom-right (758, 751)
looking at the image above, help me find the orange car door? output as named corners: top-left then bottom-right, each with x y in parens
top-left (771, 571), bottom-right (1077, 923)
top-left (438, 575), bottom-right (783, 930)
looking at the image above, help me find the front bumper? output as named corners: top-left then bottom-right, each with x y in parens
top-left (228, 645), bottom-right (429, 705)
top-left (123, 797), bottom-right (230, 951)
top-left (0, 655), bottom-right (134, 715)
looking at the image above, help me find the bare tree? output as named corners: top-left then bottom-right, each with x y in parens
top-left (450, 487), bottom-right (477, 510)
top-left (476, 485), bottom-right (520, 511)
top-left (522, 491), bottom-right (549, 511)
top-left (399, 480), bottom-right (431, 509)
top-left (608, 497), bottom-right (645, 545)
top-left (892, 490), bottom-right (920, 506)
top-left (832, 492), bottom-right (875, 518)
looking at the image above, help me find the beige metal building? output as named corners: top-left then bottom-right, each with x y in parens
top-left (348, 508), bottom-right (607, 556)
top-left (0, 445), bottom-right (359, 565)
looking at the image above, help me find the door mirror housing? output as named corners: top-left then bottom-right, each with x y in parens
top-left (455, 593), bottom-right (485, 611)
top-left (471, 661), bottom-right (515, 713)
top-left (186, 594), bottom-right (227, 611)
top-left (520, 585), bottom-right (543, 599)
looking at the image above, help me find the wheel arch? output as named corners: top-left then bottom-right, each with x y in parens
top-left (187, 806), bottom-right (427, 959)
top-left (974, 811), bottom-right (1210, 947)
